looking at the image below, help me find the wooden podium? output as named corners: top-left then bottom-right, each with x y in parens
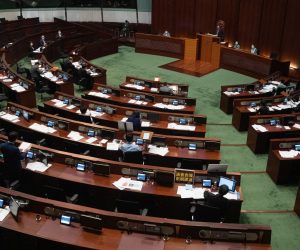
top-left (197, 34), bottom-right (221, 68)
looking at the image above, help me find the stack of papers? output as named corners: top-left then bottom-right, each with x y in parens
top-left (125, 83), bottom-right (145, 90)
top-left (67, 131), bottom-right (83, 141)
top-left (10, 83), bottom-right (26, 92)
top-left (86, 137), bottom-right (97, 144)
top-left (90, 110), bottom-right (104, 117)
top-left (0, 113), bottom-right (19, 122)
top-left (252, 124), bottom-right (268, 132)
top-left (29, 123), bottom-right (56, 134)
top-left (141, 121), bottom-right (151, 127)
top-left (88, 91), bottom-right (110, 99)
top-left (113, 177), bottom-right (143, 191)
top-left (223, 91), bottom-right (240, 96)
top-left (106, 142), bottom-right (119, 151)
top-left (153, 103), bottom-right (185, 110)
top-left (293, 124), bottom-right (300, 129)
top-left (3, 78), bottom-right (12, 83)
top-left (148, 145), bottom-right (169, 156)
top-left (247, 107), bottom-right (257, 112)
top-left (167, 123), bottom-right (195, 131)
top-left (26, 161), bottom-right (51, 172)
top-left (177, 186), bottom-right (205, 199)
top-left (0, 206), bottom-right (10, 221)
top-left (66, 105), bottom-right (76, 110)
top-left (19, 142), bottom-right (32, 152)
top-left (128, 99), bottom-right (147, 105)
top-left (279, 150), bottom-right (299, 158)
top-left (150, 88), bottom-right (158, 92)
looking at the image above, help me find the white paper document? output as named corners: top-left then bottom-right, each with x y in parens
top-left (0, 206), bottom-right (10, 221)
top-left (148, 145), bottom-right (169, 156)
top-left (26, 161), bottom-right (51, 172)
top-left (279, 150), bottom-right (299, 158)
top-left (167, 123), bottom-right (195, 131)
top-left (18, 142), bottom-right (32, 152)
top-left (252, 124), bottom-right (268, 132)
top-left (141, 121), bottom-right (151, 127)
top-left (106, 142), bottom-right (119, 151)
top-left (113, 177), bottom-right (143, 191)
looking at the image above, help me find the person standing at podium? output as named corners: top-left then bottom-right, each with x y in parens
top-left (216, 20), bottom-right (225, 42)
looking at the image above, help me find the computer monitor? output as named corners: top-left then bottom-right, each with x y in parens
top-left (137, 173), bottom-right (146, 181)
top-left (92, 163), bottom-right (110, 176)
top-left (172, 100), bottom-right (178, 106)
top-left (270, 119), bottom-right (277, 126)
top-left (76, 162), bottom-right (86, 172)
top-left (0, 198), bottom-right (4, 208)
top-left (87, 129), bottom-right (96, 137)
top-left (202, 179), bottom-right (212, 188)
top-left (205, 141), bottom-right (220, 151)
top-left (63, 98), bottom-right (69, 105)
top-left (250, 102), bottom-right (256, 108)
top-left (47, 120), bottom-right (55, 127)
top-left (15, 110), bottom-right (21, 117)
top-left (188, 143), bottom-right (197, 151)
top-left (80, 214), bottom-right (102, 233)
top-left (155, 171), bottom-right (174, 187)
top-left (60, 215), bottom-right (71, 225)
top-left (22, 110), bottom-right (30, 121)
top-left (96, 106), bottom-right (103, 113)
top-left (135, 95), bottom-right (141, 101)
top-left (105, 107), bottom-right (115, 115)
top-left (147, 113), bottom-right (160, 122)
top-left (207, 164), bottom-right (228, 173)
top-left (9, 197), bottom-right (19, 222)
top-left (218, 176), bottom-right (236, 192)
top-left (26, 151), bottom-right (35, 159)
top-left (102, 89), bottom-right (108, 94)
top-left (136, 138), bottom-right (144, 145)
top-left (295, 144), bottom-right (300, 151)
top-left (179, 118), bottom-right (187, 125)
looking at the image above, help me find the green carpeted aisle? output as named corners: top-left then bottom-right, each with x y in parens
top-left (89, 46), bottom-right (299, 250)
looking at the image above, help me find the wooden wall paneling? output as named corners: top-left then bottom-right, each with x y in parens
top-left (194, 0), bottom-right (218, 35)
top-left (173, 0), bottom-right (195, 38)
top-left (216, 0), bottom-right (240, 46)
top-left (237, 0), bottom-right (264, 50)
top-left (258, 0), bottom-right (288, 58)
top-left (151, 0), bottom-right (175, 35)
top-left (280, 0), bottom-right (300, 68)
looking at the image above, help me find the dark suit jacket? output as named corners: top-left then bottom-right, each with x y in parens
top-left (204, 190), bottom-right (228, 216)
top-left (127, 116), bottom-right (141, 131)
top-left (0, 142), bottom-right (25, 181)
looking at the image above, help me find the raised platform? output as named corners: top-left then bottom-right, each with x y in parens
top-left (160, 59), bottom-right (218, 77)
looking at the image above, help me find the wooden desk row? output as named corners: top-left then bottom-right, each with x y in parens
top-left (0, 135), bottom-right (238, 222)
top-left (0, 187), bottom-right (272, 249)
top-left (0, 17), bottom-right (39, 33)
top-left (1, 102), bottom-right (221, 168)
top-left (266, 138), bottom-right (300, 184)
top-left (246, 113), bottom-right (300, 154)
top-left (232, 90), bottom-right (300, 131)
top-left (44, 92), bottom-right (206, 137)
top-left (122, 76), bottom-right (189, 97)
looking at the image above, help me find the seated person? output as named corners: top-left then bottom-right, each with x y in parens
top-left (79, 104), bottom-right (91, 116)
top-left (250, 44), bottom-right (258, 55)
top-left (204, 184), bottom-right (229, 217)
top-left (0, 131), bottom-right (26, 186)
top-left (29, 41), bottom-right (35, 53)
top-left (159, 84), bottom-right (173, 95)
top-left (120, 20), bottom-right (130, 37)
top-left (163, 30), bottom-right (171, 37)
top-left (127, 111), bottom-right (141, 131)
top-left (30, 62), bottom-right (41, 81)
top-left (56, 30), bottom-right (63, 40)
top-left (258, 99), bottom-right (269, 115)
top-left (39, 35), bottom-right (47, 47)
top-left (119, 133), bottom-right (142, 153)
top-left (233, 41), bottom-right (240, 49)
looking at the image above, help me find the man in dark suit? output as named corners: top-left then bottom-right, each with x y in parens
top-left (204, 184), bottom-right (229, 216)
top-left (39, 35), bottom-right (47, 47)
top-left (127, 111), bottom-right (141, 131)
top-left (0, 131), bottom-right (26, 185)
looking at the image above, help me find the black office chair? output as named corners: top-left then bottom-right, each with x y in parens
top-left (35, 80), bottom-right (51, 100)
top-left (190, 201), bottom-right (223, 222)
top-left (78, 77), bottom-right (88, 90)
top-left (43, 185), bottom-right (79, 204)
top-left (16, 64), bottom-right (26, 75)
top-left (115, 199), bottom-right (148, 216)
top-left (177, 159), bottom-right (204, 170)
top-left (122, 150), bottom-right (144, 164)
top-left (24, 68), bottom-right (32, 80)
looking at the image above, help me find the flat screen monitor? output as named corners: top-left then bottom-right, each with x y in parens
top-left (155, 171), bottom-right (174, 187)
top-left (179, 118), bottom-right (187, 125)
top-left (250, 102), bottom-right (256, 107)
top-left (188, 143), bottom-right (197, 151)
top-left (76, 162), bottom-right (86, 172)
top-left (207, 164), bottom-right (228, 173)
top-left (60, 215), bottom-right (71, 225)
top-left (135, 95), bottom-right (141, 101)
top-left (22, 110), bottom-right (30, 121)
top-left (218, 176), bottom-right (236, 192)
top-left (63, 73), bottom-right (69, 81)
top-left (137, 173), bottom-right (146, 181)
top-left (96, 106), bottom-right (103, 113)
top-left (270, 119), bottom-right (277, 126)
top-left (57, 120), bottom-right (69, 131)
top-left (26, 151), bottom-right (34, 159)
top-left (0, 198), bottom-right (4, 208)
top-left (47, 120), bottom-right (55, 127)
top-left (63, 98), bottom-right (69, 105)
top-left (9, 197), bottom-right (19, 222)
top-left (202, 179), bottom-right (212, 188)
top-left (172, 100), bottom-right (178, 106)
top-left (102, 89), bottom-right (108, 94)
top-left (105, 107), bottom-right (115, 115)
top-left (147, 113), bottom-right (160, 122)
top-left (295, 144), bottom-right (300, 151)
top-left (205, 141), bottom-right (220, 151)
top-left (87, 129), bottom-right (95, 137)
top-left (80, 214), bottom-right (102, 232)
top-left (136, 138), bottom-right (144, 145)
top-left (15, 110), bottom-right (21, 117)
top-left (92, 163), bottom-right (110, 176)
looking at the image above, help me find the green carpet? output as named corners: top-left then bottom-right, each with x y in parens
top-left (89, 46), bottom-right (299, 250)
